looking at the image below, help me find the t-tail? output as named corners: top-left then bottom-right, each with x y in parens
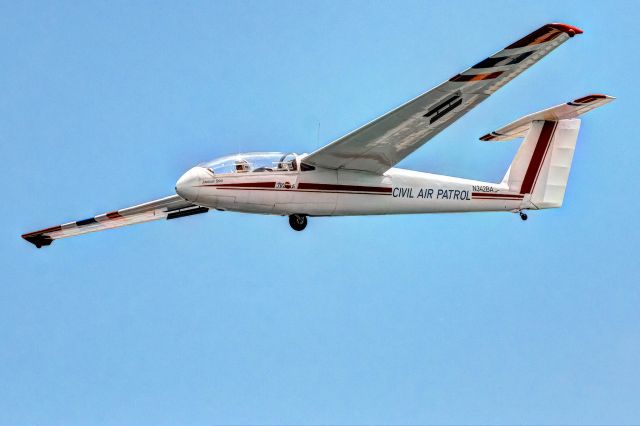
top-left (480, 94), bottom-right (614, 209)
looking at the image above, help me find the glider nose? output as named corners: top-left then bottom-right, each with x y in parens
top-left (176, 167), bottom-right (207, 202)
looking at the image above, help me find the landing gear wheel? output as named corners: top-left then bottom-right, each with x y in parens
top-left (519, 211), bottom-right (528, 221)
top-left (289, 214), bottom-right (307, 231)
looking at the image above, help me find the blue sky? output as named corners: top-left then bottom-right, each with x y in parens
top-left (2, 1), bottom-right (639, 424)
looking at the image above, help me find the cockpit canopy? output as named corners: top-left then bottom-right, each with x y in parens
top-left (199, 152), bottom-right (298, 174)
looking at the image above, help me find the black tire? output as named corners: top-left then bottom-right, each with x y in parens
top-left (289, 214), bottom-right (307, 231)
top-left (520, 212), bottom-right (528, 221)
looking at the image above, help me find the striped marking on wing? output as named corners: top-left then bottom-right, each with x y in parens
top-left (21, 197), bottom-right (206, 248)
top-left (448, 23), bottom-right (582, 85)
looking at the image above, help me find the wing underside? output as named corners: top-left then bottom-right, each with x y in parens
top-left (302, 23), bottom-right (583, 174)
top-left (22, 195), bottom-right (207, 248)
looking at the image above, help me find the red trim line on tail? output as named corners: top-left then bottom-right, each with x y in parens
top-left (520, 120), bottom-right (557, 194)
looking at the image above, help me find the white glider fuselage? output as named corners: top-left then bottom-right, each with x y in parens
top-left (176, 162), bottom-right (520, 217)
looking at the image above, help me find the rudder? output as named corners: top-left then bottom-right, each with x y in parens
top-left (503, 119), bottom-right (580, 208)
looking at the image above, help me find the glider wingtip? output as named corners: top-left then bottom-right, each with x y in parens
top-left (548, 23), bottom-right (584, 36)
top-left (479, 133), bottom-right (495, 141)
top-left (588, 93), bottom-right (615, 101)
top-left (570, 94), bottom-right (616, 105)
top-left (21, 233), bottom-right (54, 248)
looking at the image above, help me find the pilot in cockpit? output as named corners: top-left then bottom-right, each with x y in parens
top-left (277, 157), bottom-right (297, 172)
top-left (235, 159), bottom-right (250, 173)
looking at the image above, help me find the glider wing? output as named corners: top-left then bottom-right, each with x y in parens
top-left (22, 195), bottom-right (207, 248)
top-left (302, 23), bottom-right (583, 174)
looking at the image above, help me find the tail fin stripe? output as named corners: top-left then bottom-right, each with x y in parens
top-left (520, 120), bottom-right (557, 194)
top-left (530, 121), bottom-right (558, 193)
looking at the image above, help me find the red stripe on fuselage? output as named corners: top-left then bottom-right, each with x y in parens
top-left (200, 182), bottom-right (392, 194)
top-left (473, 197), bottom-right (524, 201)
top-left (203, 181), bottom-right (277, 188)
top-left (472, 192), bottom-right (524, 199)
top-left (297, 183), bottom-right (392, 193)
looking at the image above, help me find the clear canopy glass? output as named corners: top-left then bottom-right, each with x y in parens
top-left (199, 152), bottom-right (297, 174)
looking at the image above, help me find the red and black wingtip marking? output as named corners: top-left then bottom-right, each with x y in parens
top-left (22, 234), bottom-right (54, 248)
top-left (507, 23), bottom-right (583, 50)
top-left (567, 94), bottom-right (608, 106)
top-left (480, 131), bottom-right (505, 141)
top-left (21, 225), bottom-right (61, 248)
top-left (547, 23), bottom-right (584, 36)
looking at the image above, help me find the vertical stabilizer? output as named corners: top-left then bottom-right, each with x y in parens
top-left (481, 94), bottom-right (614, 209)
top-left (504, 119), bottom-right (580, 208)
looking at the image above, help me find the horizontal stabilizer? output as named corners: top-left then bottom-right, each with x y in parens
top-left (480, 94), bottom-right (614, 141)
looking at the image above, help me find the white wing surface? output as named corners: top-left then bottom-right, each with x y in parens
top-left (302, 23), bottom-right (583, 174)
top-left (22, 195), bottom-right (207, 248)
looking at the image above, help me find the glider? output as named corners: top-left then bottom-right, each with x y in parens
top-left (22, 23), bottom-right (614, 248)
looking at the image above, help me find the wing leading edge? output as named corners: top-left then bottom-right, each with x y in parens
top-left (302, 23), bottom-right (583, 174)
top-left (22, 195), bottom-right (207, 248)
